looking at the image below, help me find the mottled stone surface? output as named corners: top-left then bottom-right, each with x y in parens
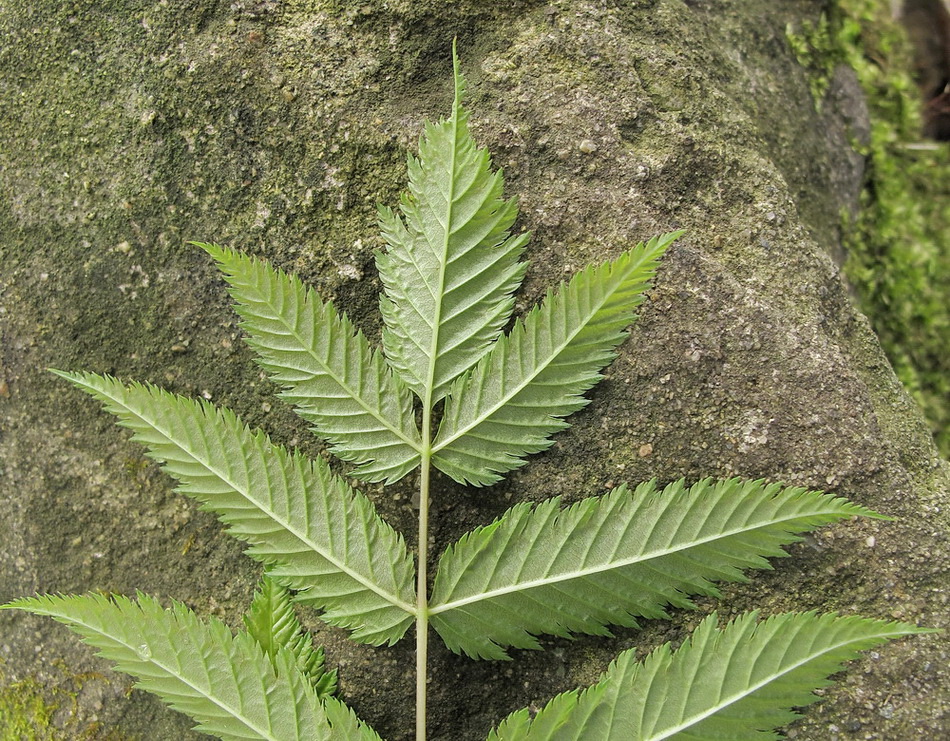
top-left (1, 1), bottom-right (947, 739)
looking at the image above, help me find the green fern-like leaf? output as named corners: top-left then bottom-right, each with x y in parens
top-left (376, 51), bottom-right (529, 405)
top-left (52, 370), bottom-right (416, 646)
top-left (1, 592), bottom-right (381, 741)
top-left (430, 478), bottom-right (880, 659)
top-left (244, 574), bottom-right (338, 699)
top-left (198, 243), bottom-right (422, 484)
top-left (3, 50), bottom-right (929, 741)
top-left (487, 611), bottom-right (929, 740)
top-left (431, 232), bottom-right (679, 486)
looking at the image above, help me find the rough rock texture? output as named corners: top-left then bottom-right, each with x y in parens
top-left (1, 1), bottom-right (948, 739)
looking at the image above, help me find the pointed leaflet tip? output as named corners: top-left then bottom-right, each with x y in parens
top-left (430, 478), bottom-right (880, 659)
top-left (199, 244), bottom-right (423, 483)
top-left (49, 371), bottom-right (417, 645)
top-left (243, 574), bottom-right (338, 699)
top-left (488, 610), bottom-right (930, 740)
top-left (189, 240), bottom-right (229, 265)
top-left (376, 47), bottom-right (529, 403)
top-left (432, 232), bottom-right (681, 487)
top-left (452, 38), bottom-right (464, 106)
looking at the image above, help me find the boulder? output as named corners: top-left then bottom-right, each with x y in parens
top-left (1, 1), bottom-right (947, 738)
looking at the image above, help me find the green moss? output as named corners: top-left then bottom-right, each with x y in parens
top-left (790, 1), bottom-right (950, 456)
top-left (786, 12), bottom-right (845, 107)
top-left (0, 662), bottom-right (133, 741)
top-left (0, 675), bottom-right (58, 740)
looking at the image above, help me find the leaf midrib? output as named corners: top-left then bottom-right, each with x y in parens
top-left (248, 278), bottom-right (422, 454)
top-left (644, 629), bottom-right (908, 740)
top-left (431, 256), bottom-right (641, 454)
top-left (428, 506), bottom-right (841, 615)
top-left (91, 380), bottom-right (417, 617)
top-left (422, 77), bottom-right (463, 414)
top-left (49, 610), bottom-right (294, 741)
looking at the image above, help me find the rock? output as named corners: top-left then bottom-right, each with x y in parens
top-left (1, 2), bottom-right (947, 740)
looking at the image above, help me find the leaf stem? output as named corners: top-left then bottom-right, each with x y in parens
top-left (415, 45), bottom-right (464, 741)
top-left (416, 424), bottom-right (432, 741)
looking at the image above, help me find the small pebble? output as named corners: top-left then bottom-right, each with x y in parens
top-left (578, 139), bottom-right (598, 153)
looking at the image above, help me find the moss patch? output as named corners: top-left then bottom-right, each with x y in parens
top-left (790, 1), bottom-right (950, 455)
top-left (0, 661), bottom-right (129, 741)
top-left (0, 674), bottom-right (58, 740)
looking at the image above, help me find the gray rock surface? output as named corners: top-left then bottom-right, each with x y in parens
top-left (1, 1), bottom-right (947, 739)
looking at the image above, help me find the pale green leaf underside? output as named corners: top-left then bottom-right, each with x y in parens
top-left (244, 574), bottom-right (338, 699)
top-left (488, 611), bottom-right (928, 740)
top-left (376, 54), bottom-right (528, 404)
top-left (430, 478), bottom-right (880, 659)
top-left (432, 232), bottom-right (680, 487)
top-left (53, 371), bottom-right (416, 646)
top-left (198, 243), bottom-right (421, 484)
top-left (2, 592), bottom-right (381, 741)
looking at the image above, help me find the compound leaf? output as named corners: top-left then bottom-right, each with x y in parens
top-left (244, 574), bottom-right (338, 699)
top-left (2, 592), bottom-right (381, 741)
top-left (199, 243), bottom-right (422, 484)
top-left (376, 49), bottom-right (529, 405)
top-left (53, 370), bottom-right (416, 646)
top-left (487, 610), bottom-right (929, 740)
top-left (431, 233), bottom-right (679, 487)
top-left (430, 478), bottom-right (879, 659)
